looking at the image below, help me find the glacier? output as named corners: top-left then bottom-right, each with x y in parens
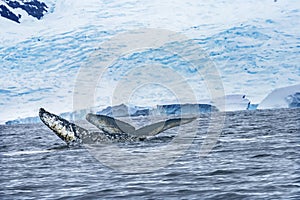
top-left (222, 94), bottom-right (250, 111)
top-left (1, 0), bottom-right (300, 124)
top-left (258, 84), bottom-right (300, 109)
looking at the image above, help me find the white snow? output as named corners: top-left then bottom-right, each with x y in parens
top-left (258, 84), bottom-right (300, 109)
top-left (0, 0), bottom-right (300, 124)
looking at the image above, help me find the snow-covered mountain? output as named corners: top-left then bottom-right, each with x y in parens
top-left (0, 0), bottom-right (48, 23)
top-left (1, 0), bottom-right (299, 124)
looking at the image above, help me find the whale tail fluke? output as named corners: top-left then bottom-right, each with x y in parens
top-left (86, 113), bottom-right (196, 137)
top-left (131, 117), bottom-right (197, 137)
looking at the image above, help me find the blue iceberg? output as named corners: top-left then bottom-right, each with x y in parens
top-left (223, 94), bottom-right (251, 111)
top-left (98, 103), bottom-right (218, 118)
top-left (155, 104), bottom-right (218, 116)
top-left (97, 104), bottom-right (150, 117)
top-left (5, 116), bottom-right (40, 125)
top-left (6, 87), bottom-right (300, 125)
top-left (285, 92), bottom-right (300, 108)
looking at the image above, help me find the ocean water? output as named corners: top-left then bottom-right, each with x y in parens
top-left (1, 108), bottom-right (299, 199)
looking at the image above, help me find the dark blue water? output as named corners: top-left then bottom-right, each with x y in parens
top-left (1, 108), bottom-right (299, 199)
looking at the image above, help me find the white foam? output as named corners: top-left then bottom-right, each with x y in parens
top-left (2, 149), bottom-right (55, 156)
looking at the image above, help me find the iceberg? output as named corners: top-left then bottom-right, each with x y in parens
top-left (5, 103), bottom-right (218, 125)
top-left (7, 87), bottom-right (300, 125)
top-left (154, 104), bottom-right (218, 116)
top-left (247, 104), bottom-right (259, 110)
top-left (97, 103), bottom-right (218, 118)
top-left (285, 92), bottom-right (300, 108)
top-left (4, 93), bottom-right (253, 125)
top-left (5, 109), bottom-right (89, 125)
top-left (97, 104), bottom-right (150, 117)
top-left (199, 94), bottom-right (251, 111)
top-left (223, 94), bottom-right (251, 111)
top-left (5, 116), bottom-right (40, 125)
top-left (258, 84), bottom-right (300, 109)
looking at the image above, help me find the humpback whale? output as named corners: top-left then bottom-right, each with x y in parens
top-left (39, 108), bottom-right (196, 145)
